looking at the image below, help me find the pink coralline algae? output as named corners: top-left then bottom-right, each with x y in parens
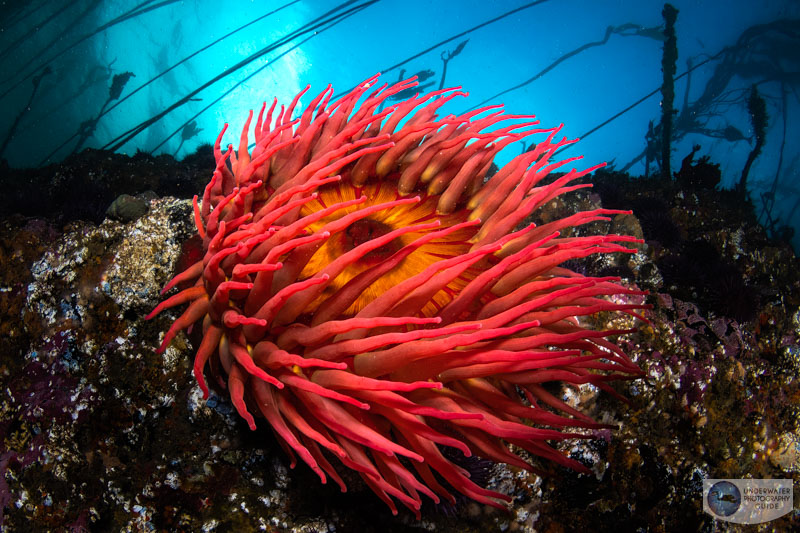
top-left (148, 75), bottom-right (647, 517)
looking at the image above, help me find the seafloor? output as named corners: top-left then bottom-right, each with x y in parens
top-left (0, 147), bottom-right (798, 532)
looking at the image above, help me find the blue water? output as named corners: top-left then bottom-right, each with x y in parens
top-left (1, 0), bottom-right (798, 247)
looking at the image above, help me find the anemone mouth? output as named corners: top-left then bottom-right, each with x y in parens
top-left (343, 219), bottom-right (396, 258)
top-left (297, 179), bottom-right (480, 317)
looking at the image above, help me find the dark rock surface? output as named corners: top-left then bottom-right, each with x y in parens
top-left (0, 151), bottom-right (797, 532)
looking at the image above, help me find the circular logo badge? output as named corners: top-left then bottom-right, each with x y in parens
top-left (707, 481), bottom-right (742, 517)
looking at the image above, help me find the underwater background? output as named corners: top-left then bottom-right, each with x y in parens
top-left (1, 1), bottom-right (800, 532)
top-left (2, 0), bottom-right (800, 250)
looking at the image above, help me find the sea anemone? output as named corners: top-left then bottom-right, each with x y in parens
top-left (147, 74), bottom-right (646, 517)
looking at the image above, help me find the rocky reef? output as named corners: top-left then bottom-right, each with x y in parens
top-left (0, 149), bottom-right (798, 532)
